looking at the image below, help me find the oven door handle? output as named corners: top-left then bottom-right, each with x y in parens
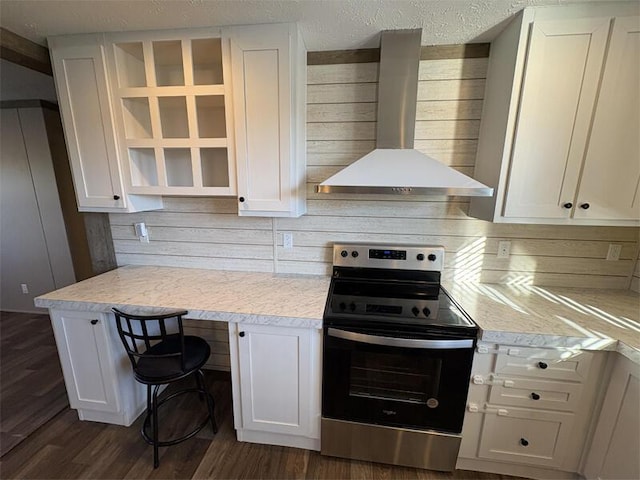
top-left (327, 328), bottom-right (474, 349)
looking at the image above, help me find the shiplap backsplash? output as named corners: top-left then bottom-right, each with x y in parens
top-left (110, 55), bottom-right (640, 290)
top-left (632, 258), bottom-right (640, 292)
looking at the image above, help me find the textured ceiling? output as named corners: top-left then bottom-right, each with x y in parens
top-left (0, 0), bottom-right (607, 50)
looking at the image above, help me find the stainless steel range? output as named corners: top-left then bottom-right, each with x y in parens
top-left (321, 243), bottom-right (478, 472)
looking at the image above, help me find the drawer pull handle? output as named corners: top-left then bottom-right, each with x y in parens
top-left (531, 392), bottom-right (540, 400)
top-left (538, 361), bottom-right (548, 369)
top-left (90, 319), bottom-right (99, 325)
top-left (520, 438), bottom-right (529, 447)
top-left (239, 331), bottom-right (245, 337)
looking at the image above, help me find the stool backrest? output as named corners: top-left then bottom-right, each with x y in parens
top-left (112, 308), bottom-right (189, 373)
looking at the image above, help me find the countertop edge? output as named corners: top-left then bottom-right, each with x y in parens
top-left (479, 328), bottom-right (639, 365)
top-left (35, 298), bottom-right (323, 330)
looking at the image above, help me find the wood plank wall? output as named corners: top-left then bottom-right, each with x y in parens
top-left (110, 50), bottom-right (640, 293)
top-left (631, 258), bottom-right (640, 292)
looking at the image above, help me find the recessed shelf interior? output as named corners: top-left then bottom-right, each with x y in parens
top-left (164, 148), bottom-right (193, 186)
top-left (192, 38), bottom-right (224, 85)
top-left (196, 95), bottom-right (227, 138)
top-left (201, 148), bottom-right (229, 187)
top-left (114, 42), bottom-right (146, 87)
top-left (158, 96), bottom-right (189, 138)
top-left (129, 148), bottom-right (158, 186)
top-left (122, 98), bottom-right (152, 138)
top-left (153, 40), bottom-right (184, 86)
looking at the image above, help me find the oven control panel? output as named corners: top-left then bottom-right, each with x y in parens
top-left (333, 244), bottom-right (445, 272)
top-left (330, 295), bottom-right (440, 319)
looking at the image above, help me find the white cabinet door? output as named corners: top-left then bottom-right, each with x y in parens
top-left (478, 406), bottom-right (575, 467)
top-left (575, 16), bottom-right (640, 222)
top-left (49, 35), bottom-right (126, 211)
top-left (582, 354), bottom-right (640, 480)
top-left (235, 323), bottom-right (317, 437)
top-left (49, 310), bottom-right (120, 413)
top-left (230, 24), bottom-right (306, 217)
top-left (503, 17), bottom-right (610, 219)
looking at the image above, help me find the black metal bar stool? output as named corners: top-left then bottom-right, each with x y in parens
top-left (112, 308), bottom-right (217, 468)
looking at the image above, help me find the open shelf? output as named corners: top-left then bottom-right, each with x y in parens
top-left (114, 42), bottom-right (146, 87)
top-left (153, 40), bottom-right (184, 86)
top-left (164, 148), bottom-right (193, 186)
top-left (158, 96), bottom-right (189, 138)
top-left (196, 95), bottom-right (226, 138)
top-left (122, 98), bottom-right (152, 139)
top-left (129, 148), bottom-right (158, 186)
top-left (201, 148), bottom-right (229, 187)
top-left (192, 38), bottom-right (224, 85)
top-left (111, 33), bottom-right (234, 196)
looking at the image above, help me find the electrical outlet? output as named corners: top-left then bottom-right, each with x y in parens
top-left (606, 244), bottom-right (622, 261)
top-left (20, 283), bottom-right (29, 294)
top-left (497, 241), bottom-right (511, 259)
top-left (283, 232), bottom-right (293, 249)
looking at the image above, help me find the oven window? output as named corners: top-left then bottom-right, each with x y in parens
top-left (349, 351), bottom-right (441, 404)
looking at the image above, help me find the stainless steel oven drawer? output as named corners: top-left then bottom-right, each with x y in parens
top-left (321, 417), bottom-right (461, 471)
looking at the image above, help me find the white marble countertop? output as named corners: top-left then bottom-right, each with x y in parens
top-left (35, 265), bottom-right (330, 329)
top-left (443, 281), bottom-right (640, 363)
top-left (36, 265), bottom-right (639, 362)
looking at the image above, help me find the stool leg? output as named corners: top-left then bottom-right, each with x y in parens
top-left (198, 370), bottom-right (217, 434)
top-left (152, 385), bottom-right (160, 468)
top-left (194, 370), bottom-right (205, 402)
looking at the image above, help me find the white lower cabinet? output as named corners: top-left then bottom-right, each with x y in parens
top-left (458, 343), bottom-right (607, 478)
top-left (478, 407), bottom-right (575, 467)
top-left (582, 354), bottom-right (640, 480)
top-left (49, 309), bottom-right (146, 425)
top-left (229, 322), bottom-right (321, 450)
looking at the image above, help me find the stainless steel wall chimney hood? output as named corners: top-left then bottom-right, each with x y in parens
top-left (316, 29), bottom-right (493, 197)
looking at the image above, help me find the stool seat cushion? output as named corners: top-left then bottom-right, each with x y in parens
top-left (135, 335), bottom-right (210, 383)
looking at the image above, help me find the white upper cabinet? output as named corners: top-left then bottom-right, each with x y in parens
top-left (469, 4), bottom-right (640, 226)
top-left (229, 23), bottom-right (307, 217)
top-left (49, 24), bottom-right (306, 216)
top-left (49, 35), bottom-right (160, 213)
top-left (503, 18), bottom-right (609, 219)
top-left (104, 29), bottom-right (238, 196)
top-left (575, 16), bottom-right (640, 222)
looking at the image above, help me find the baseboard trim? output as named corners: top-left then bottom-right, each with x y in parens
top-left (456, 457), bottom-right (580, 480)
top-left (236, 429), bottom-right (320, 451)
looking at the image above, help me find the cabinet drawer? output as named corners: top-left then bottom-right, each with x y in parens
top-left (478, 407), bottom-right (575, 467)
top-left (494, 347), bottom-right (593, 382)
top-left (489, 377), bottom-right (583, 412)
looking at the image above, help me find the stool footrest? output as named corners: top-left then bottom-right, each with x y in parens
top-left (142, 386), bottom-right (216, 447)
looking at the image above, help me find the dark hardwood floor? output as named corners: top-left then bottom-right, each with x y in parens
top-left (0, 311), bottom-right (523, 480)
top-left (0, 311), bottom-right (68, 456)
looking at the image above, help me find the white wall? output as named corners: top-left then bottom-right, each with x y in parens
top-left (109, 55), bottom-right (640, 290)
top-left (0, 59), bottom-right (58, 103)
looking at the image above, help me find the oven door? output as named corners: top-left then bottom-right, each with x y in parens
top-left (322, 326), bottom-right (474, 433)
